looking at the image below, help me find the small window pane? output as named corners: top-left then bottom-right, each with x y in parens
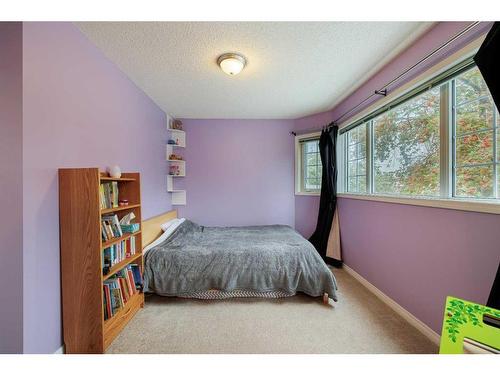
top-left (359, 142), bottom-right (366, 158)
top-left (358, 159), bottom-right (366, 175)
top-left (349, 128), bottom-right (360, 143)
top-left (348, 161), bottom-right (357, 176)
top-left (456, 132), bottom-right (493, 166)
top-left (456, 97), bottom-right (494, 134)
top-left (348, 177), bottom-right (357, 192)
top-left (455, 67), bottom-right (492, 106)
top-left (348, 145), bottom-right (357, 160)
top-left (346, 123), bottom-right (367, 193)
top-left (358, 177), bottom-right (367, 193)
top-left (301, 138), bottom-right (321, 192)
top-left (455, 166), bottom-right (494, 198)
top-left (306, 153), bottom-right (318, 166)
top-left (306, 142), bottom-right (316, 153)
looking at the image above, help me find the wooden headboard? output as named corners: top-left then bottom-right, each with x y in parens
top-left (142, 210), bottom-right (178, 248)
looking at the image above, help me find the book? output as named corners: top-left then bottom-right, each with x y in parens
top-left (99, 181), bottom-right (119, 209)
top-left (130, 264), bottom-right (143, 290)
top-left (102, 235), bottom-right (137, 276)
top-left (101, 214), bottom-right (123, 241)
top-left (102, 264), bottom-right (143, 321)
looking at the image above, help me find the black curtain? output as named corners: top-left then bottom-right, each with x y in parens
top-left (474, 22), bottom-right (500, 110)
top-left (309, 123), bottom-right (340, 266)
top-left (474, 22), bottom-right (500, 309)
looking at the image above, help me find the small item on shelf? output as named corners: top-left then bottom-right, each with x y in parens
top-left (172, 119), bottom-right (183, 131)
top-left (106, 165), bottom-right (122, 179)
top-left (169, 165), bottom-right (180, 176)
top-left (168, 154), bottom-right (183, 161)
top-left (121, 223), bottom-right (140, 233)
top-left (167, 139), bottom-right (176, 145)
top-left (118, 199), bottom-right (129, 207)
top-left (119, 212), bottom-right (136, 225)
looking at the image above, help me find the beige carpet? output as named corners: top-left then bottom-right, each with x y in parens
top-left (106, 268), bottom-right (438, 354)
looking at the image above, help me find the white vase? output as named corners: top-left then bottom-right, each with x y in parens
top-left (107, 165), bottom-right (122, 178)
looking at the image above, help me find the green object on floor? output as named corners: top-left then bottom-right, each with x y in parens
top-left (439, 296), bottom-right (500, 354)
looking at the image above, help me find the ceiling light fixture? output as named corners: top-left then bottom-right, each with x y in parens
top-left (217, 53), bottom-right (247, 76)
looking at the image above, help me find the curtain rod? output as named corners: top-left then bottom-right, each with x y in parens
top-left (290, 21), bottom-right (482, 136)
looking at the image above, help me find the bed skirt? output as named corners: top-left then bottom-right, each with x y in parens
top-left (179, 289), bottom-right (295, 300)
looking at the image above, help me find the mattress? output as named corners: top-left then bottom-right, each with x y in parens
top-left (143, 220), bottom-right (338, 301)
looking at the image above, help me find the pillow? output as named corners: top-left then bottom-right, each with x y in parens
top-left (160, 218), bottom-right (180, 232)
top-left (144, 218), bottom-right (186, 253)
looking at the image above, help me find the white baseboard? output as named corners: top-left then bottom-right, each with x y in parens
top-left (343, 264), bottom-right (441, 346)
top-left (53, 345), bottom-right (64, 354)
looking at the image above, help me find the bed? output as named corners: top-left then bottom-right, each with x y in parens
top-left (141, 210), bottom-right (338, 303)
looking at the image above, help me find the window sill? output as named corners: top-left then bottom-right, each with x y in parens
top-left (337, 193), bottom-right (500, 215)
top-left (295, 191), bottom-right (320, 197)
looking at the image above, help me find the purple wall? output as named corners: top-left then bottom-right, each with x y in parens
top-left (0, 22), bottom-right (23, 354)
top-left (338, 198), bottom-right (500, 333)
top-left (292, 22), bottom-right (499, 335)
top-left (22, 22), bottom-right (171, 353)
top-left (177, 119), bottom-right (295, 227)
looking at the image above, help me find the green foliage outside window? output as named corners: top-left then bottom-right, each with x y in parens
top-left (344, 66), bottom-right (499, 199)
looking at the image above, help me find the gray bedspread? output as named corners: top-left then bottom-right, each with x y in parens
top-left (143, 220), bottom-right (338, 301)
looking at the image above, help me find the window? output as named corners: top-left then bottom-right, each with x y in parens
top-left (373, 86), bottom-right (441, 196)
top-left (295, 134), bottom-right (322, 194)
top-left (339, 60), bottom-right (499, 205)
top-left (346, 123), bottom-right (367, 193)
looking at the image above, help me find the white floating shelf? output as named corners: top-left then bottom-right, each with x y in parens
top-left (166, 118), bottom-right (186, 206)
top-left (168, 128), bottom-right (185, 134)
top-left (171, 190), bottom-right (186, 206)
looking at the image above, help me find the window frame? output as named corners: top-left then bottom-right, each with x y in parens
top-left (346, 123), bottom-right (369, 194)
top-left (336, 35), bottom-right (500, 215)
top-left (295, 132), bottom-right (322, 195)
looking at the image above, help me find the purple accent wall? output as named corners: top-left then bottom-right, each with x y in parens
top-left (338, 198), bottom-right (500, 333)
top-left (177, 119), bottom-right (295, 227)
top-left (0, 22), bottom-right (23, 354)
top-left (293, 21), bottom-right (498, 335)
top-left (22, 22), bottom-right (171, 353)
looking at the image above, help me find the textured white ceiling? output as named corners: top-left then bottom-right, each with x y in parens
top-left (76, 22), bottom-right (433, 119)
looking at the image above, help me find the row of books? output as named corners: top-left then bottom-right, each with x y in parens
top-left (99, 182), bottom-right (119, 209)
top-left (101, 214), bottom-right (123, 241)
top-left (103, 265), bottom-right (143, 321)
top-left (102, 236), bottom-right (137, 275)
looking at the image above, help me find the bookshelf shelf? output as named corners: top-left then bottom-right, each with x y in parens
top-left (101, 230), bottom-right (141, 249)
top-left (100, 176), bottom-right (136, 182)
top-left (103, 252), bottom-right (143, 281)
top-left (59, 168), bottom-right (144, 354)
top-left (101, 203), bottom-right (141, 215)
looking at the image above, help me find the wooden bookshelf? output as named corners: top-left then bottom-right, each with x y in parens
top-left (59, 168), bottom-right (144, 354)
